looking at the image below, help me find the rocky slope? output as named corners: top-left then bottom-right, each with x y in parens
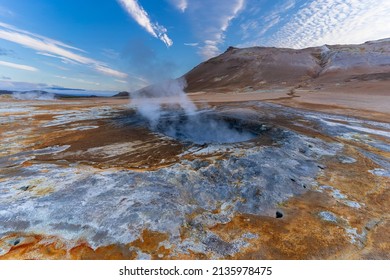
top-left (183, 39), bottom-right (390, 92)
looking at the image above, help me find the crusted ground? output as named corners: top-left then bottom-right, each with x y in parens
top-left (0, 94), bottom-right (389, 259)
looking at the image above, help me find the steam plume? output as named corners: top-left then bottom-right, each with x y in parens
top-left (129, 78), bottom-right (255, 144)
top-left (130, 78), bottom-right (195, 127)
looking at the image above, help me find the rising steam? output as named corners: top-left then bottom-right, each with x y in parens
top-left (129, 78), bottom-right (255, 144)
top-left (130, 78), bottom-right (196, 127)
top-left (12, 91), bottom-right (56, 100)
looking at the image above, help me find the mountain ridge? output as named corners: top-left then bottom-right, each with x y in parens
top-left (182, 38), bottom-right (390, 92)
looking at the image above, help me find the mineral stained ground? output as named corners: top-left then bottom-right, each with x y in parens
top-left (0, 92), bottom-right (389, 259)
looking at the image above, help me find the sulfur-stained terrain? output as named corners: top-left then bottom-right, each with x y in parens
top-left (0, 90), bottom-right (389, 259)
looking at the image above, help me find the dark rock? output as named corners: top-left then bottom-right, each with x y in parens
top-left (113, 91), bottom-right (130, 97)
top-left (20, 186), bottom-right (29, 191)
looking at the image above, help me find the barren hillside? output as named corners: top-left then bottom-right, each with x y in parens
top-left (183, 39), bottom-right (390, 92)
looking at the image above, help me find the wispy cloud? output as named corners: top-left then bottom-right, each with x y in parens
top-left (268, 0), bottom-right (390, 48)
top-left (168, 0), bottom-right (188, 12)
top-left (239, 0), bottom-right (296, 45)
top-left (115, 79), bottom-right (128, 84)
top-left (184, 42), bottom-right (199, 46)
top-left (201, 0), bottom-right (245, 59)
top-left (94, 65), bottom-right (128, 78)
top-left (37, 52), bottom-right (80, 65)
top-left (0, 5), bottom-right (14, 17)
top-left (186, 0), bottom-right (244, 59)
top-left (43, 62), bottom-right (69, 71)
top-left (0, 60), bottom-right (38, 72)
top-left (54, 75), bottom-right (100, 86)
top-left (101, 48), bottom-right (120, 59)
top-left (0, 21), bottom-right (128, 78)
top-left (117, 0), bottom-right (173, 47)
top-left (0, 22), bottom-right (85, 53)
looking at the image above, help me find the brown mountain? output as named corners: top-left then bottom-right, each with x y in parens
top-left (183, 39), bottom-right (390, 92)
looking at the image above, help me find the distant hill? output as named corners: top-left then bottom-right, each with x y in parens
top-left (113, 91), bottom-right (130, 97)
top-left (0, 89), bottom-right (101, 99)
top-left (0, 90), bottom-right (13, 95)
top-left (182, 38), bottom-right (390, 92)
top-left (48, 87), bottom-right (86, 91)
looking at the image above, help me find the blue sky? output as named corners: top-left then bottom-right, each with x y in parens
top-left (0, 0), bottom-right (389, 92)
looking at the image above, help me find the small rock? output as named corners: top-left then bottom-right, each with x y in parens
top-left (369, 168), bottom-right (390, 177)
top-left (136, 252), bottom-right (151, 260)
top-left (276, 211), bottom-right (283, 218)
top-left (365, 219), bottom-right (380, 231)
top-left (331, 189), bottom-right (346, 199)
top-left (318, 211), bottom-right (337, 223)
top-left (299, 147), bottom-right (307, 154)
top-left (19, 186), bottom-right (29, 191)
top-left (242, 233), bottom-right (258, 239)
top-left (338, 156), bottom-right (357, 164)
top-left (343, 200), bottom-right (361, 209)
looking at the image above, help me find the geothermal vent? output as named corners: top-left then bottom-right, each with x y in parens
top-left (130, 79), bottom-right (259, 145)
top-left (153, 109), bottom-right (258, 144)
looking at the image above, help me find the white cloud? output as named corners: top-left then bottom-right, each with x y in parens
top-left (37, 52), bottom-right (80, 65)
top-left (184, 42), bottom-right (199, 46)
top-left (0, 21), bottom-right (128, 78)
top-left (257, 15), bottom-right (280, 38)
top-left (160, 33), bottom-right (173, 47)
top-left (239, 0), bottom-right (296, 46)
top-left (270, 0), bottom-right (296, 18)
top-left (199, 40), bottom-right (220, 59)
top-left (115, 79), bottom-right (128, 84)
top-left (117, 0), bottom-right (173, 47)
top-left (0, 60), bottom-right (38, 72)
top-left (0, 22), bottom-right (85, 53)
top-left (94, 65), bottom-right (128, 78)
top-left (186, 0), bottom-right (244, 59)
top-left (268, 0), bottom-right (390, 48)
top-left (54, 75), bottom-right (100, 86)
top-left (169, 0), bottom-right (188, 12)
